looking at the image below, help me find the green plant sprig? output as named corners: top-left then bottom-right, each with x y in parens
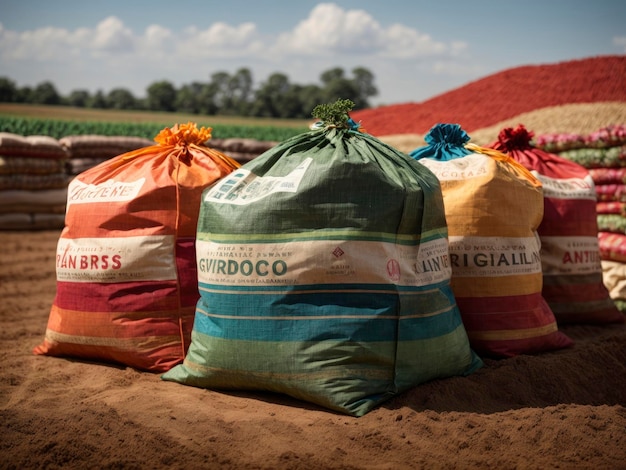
top-left (311, 99), bottom-right (355, 127)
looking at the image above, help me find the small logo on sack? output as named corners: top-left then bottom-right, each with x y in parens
top-left (332, 247), bottom-right (344, 258)
top-left (387, 259), bottom-right (401, 281)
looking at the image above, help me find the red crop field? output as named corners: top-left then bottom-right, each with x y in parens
top-left (352, 55), bottom-right (626, 136)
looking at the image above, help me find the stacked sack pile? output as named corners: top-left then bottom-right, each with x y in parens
top-left (209, 138), bottom-right (277, 164)
top-left (0, 132), bottom-right (70, 230)
top-left (59, 135), bottom-right (154, 176)
top-left (535, 124), bottom-right (626, 313)
top-left (0, 131), bottom-right (278, 231)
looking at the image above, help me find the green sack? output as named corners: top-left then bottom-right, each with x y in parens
top-left (163, 101), bottom-right (482, 417)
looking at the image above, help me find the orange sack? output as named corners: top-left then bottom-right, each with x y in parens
top-left (34, 123), bottom-right (240, 372)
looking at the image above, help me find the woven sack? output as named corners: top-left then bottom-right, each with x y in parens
top-left (589, 168), bottom-right (626, 185)
top-left (0, 188), bottom-right (67, 213)
top-left (410, 123), bottom-right (573, 357)
top-left (163, 104), bottom-right (482, 417)
top-left (602, 260), bottom-right (626, 312)
top-left (0, 132), bottom-right (68, 159)
top-left (59, 135), bottom-right (154, 159)
top-left (34, 123), bottom-right (240, 372)
top-left (598, 232), bottom-right (626, 263)
top-left (489, 125), bottom-right (622, 325)
top-left (557, 146), bottom-right (626, 169)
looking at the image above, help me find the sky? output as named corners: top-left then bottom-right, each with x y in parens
top-left (0, 0), bottom-right (625, 107)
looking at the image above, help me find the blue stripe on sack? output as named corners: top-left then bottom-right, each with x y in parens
top-left (197, 281), bottom-right (459, 319)
top-left (192, 290), bottom-right (463, 342)
top-left (199, 284), bottom-right (399, 311)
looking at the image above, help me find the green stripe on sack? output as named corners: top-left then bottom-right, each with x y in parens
top-left (197, 226), bottom-right (448, 245)
top-left (163, 322), bottom-right (479, 417)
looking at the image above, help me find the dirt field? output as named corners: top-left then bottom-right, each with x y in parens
top-left (1, 229), bottom-right (625, 470)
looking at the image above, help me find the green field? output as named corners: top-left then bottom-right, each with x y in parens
top-left (0, 103), bottom-right (312, 141)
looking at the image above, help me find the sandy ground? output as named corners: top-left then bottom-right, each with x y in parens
top-left (1, 229), bottom-right (626, 470)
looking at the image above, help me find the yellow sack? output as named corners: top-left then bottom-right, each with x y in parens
top-left (410, 124), bottom-right (573, 357)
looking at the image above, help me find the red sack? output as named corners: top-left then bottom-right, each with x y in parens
top-left (489, 125), bottom-right (622, 325)
top-left (599, 232), bottom-right (626, 263)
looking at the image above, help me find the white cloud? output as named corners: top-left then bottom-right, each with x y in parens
top-left (0, 4), bottom-right (478, 103)
top-left (613, 36), bottom-right (626, 52)
top-left (0, 21), bottom-right (90, 61)
top-left (379, 24), bottom-right (445, 59)
top-left (274, 3), bottom-right (383, 55)
top-left (143, 24), bottom-right (173, 47)
top-left (91, 16), bottom-right (135, 54)
top-left (177, 22), bottom-right (264, 58)
top-left (136, 24), bottom-right (175, 59)
top-left (273, 2), bottom-right (463, 60)
top-left (0, 16), bottom-right (135, 62)
top-left (0, 5), bottom-right (466, 65)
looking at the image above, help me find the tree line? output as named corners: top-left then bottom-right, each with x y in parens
top-left (0, 66), bottom-right (377, 119)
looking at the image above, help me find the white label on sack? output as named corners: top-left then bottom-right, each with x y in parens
top-left (204, 158), bottom-right (312, 205)
top-left (196, 237), bottom-right (451, 288)
top-left (447, 235), bottom-right (542, 277)
top-left (530, 172), bottom-right (596, 200)
top-left (67, 177), bottom-right (146, 206)
top-left (540, 235), bottom-right (602, 275)
top-left (56, 235), bottom-right (177, 282)
top-left (418, 154), bottom-right (489, 181)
